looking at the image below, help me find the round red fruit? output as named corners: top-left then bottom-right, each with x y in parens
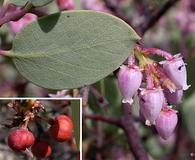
top-left (50, 115), bottom-right (73, 142)
top-left (31, 140), bottom-right (52, 158)
top-left (8, 129), bottom-right (35, 151)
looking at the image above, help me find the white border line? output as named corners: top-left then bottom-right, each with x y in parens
top-left (0, 97), bottom-right (82, 160)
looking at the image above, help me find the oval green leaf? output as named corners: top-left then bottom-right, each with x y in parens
top-left (10, 10), bottom-right (140, 89)
top-left (8, 0), bottom-right (53, 7)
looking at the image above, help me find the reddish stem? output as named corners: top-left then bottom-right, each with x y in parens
top-left (144, 48), bottom-right (174, 60)
top-left (83, 114), bottom-right (121, 126)
top-left (0, 49), bottom-right (10, 56)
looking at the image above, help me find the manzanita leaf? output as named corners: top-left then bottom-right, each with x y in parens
top-left (8, 0), bottom-right (53, 7)
top-left (9, 10), bottom-right (140, 89)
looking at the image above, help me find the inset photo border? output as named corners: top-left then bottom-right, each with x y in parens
top-left (0, 97), bottom-right (82, 160)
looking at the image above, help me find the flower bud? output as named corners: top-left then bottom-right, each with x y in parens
top-left (8, 129), bottom-right (35, 151)
top-left (139, 88), bottom-right (164, 126)
top-left (118, 65), bottom-right (142, 104)
top-left (164, 88), bottom-right (183, 105)
top-left (9, 13), bottom-right (37, 35)
top-left (56, 0), bottom-right (74, 10)
top-left (161, 54), bottom-right (190, 90)
top-left (155, 108), bottom-right (178, 140)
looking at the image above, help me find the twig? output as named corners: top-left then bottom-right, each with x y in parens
top-left (83, 114), bottom-right (121, 127)
top-left (84, 105), bottom-right (149, 160)
top-left (140, 0), bottom-right (180, 35)
top-left (90, 86), bottom-right (108, 110)
top-left (96, 122), bottom-right (103, 160)
top-left (121, 103), bottom-right (149, 160)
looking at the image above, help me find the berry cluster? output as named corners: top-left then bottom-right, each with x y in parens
top-left (118, 45), bottom-right (190, 140)
top-left (5, 100), bottom-right (73, 158)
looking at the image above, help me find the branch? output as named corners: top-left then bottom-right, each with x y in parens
top-left (83, 114), bottom-right (121, 126)
top-left (121, 103), bottom-right (149, 160)
top-left (140, 0), bottom-right (180, 35)
top-left (90, 86), bottom-right (108, 110)
top-left (96, 122), bottom-right (103, 160)
top-left (103, 0), bottom-right (137, 32)
top-left (84, 106), bottom-right (148, 160)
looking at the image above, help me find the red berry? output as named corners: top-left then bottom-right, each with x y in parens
top-left (50, 115), bottom-right (73, 142)
top-left (31, 140), bottom-right (52, 158)
top-left (8, 129), bottom-right (35, 151)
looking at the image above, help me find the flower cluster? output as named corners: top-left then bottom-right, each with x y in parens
top-left (118, 45), bottom-right (190, 140)
top-left (5, 100), bottom-right (73, 158)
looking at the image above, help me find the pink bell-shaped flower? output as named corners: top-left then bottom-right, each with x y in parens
top-left (9, 20), bottom-right (24, 35)
top-left (118, 65), bottom-right (142, 105)
top-left (139, 88), bottom-right (164, 126)
top-left (155, 108), bottom-right (178, 140)
top-left (161, 54), bottom-right (190, 90)
top-left (9, 13), bottom-right (37, 35)
top-left (164, 88), bottom-right (183, 105)
top-left (56, 0), bottom-right (74, 10)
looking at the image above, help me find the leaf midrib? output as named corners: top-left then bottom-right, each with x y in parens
top-left (10, 38), bottom-right (134, 58)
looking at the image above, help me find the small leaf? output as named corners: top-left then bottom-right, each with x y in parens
top-left (71, 100), bottom-right (80, 149)
top-left (10, 10), bottom-right (140, 89)
top-left (8, 0), bottom-right (53, 7)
